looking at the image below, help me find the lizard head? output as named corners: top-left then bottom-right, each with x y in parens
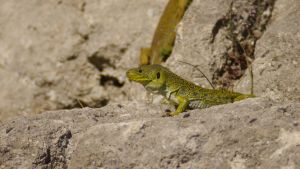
top-left (126, 64), bottom-right (167, 90)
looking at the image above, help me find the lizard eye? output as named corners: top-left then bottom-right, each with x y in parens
top-left (156, 72), bottom-right (160, 79)
top-left (138, 69), bottom-right (142, 73)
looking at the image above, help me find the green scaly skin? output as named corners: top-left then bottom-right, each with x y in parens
top-left (126, 64), bottom-right (254, 116)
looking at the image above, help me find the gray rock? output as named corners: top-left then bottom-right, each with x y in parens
top-left (0, 0), bottom-right (300, 168)
top-left (166, 0), bottom-right (232, 87)
top-left (0, 0), bottom-right (166, 120)
top-left (166, 0), bottom-right (300, 103)
top-left (1, 99), bottom-right (300, 169)
top-left (234, 0), bottom-right (300, 101)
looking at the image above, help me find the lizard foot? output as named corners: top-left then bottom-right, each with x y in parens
top-left (166, 111), bottom-right (180, 117)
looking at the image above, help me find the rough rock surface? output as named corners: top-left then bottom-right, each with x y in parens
top-left (166, 0), bottom-right (300, 102)
top-left (0, 0), bottom-right (300, 169)
top-left (234, 0), bottom-right (300, 101)
top-left (0, 0), bottom-right (167, 120)
top-left (0, 99), bottom-right (300, 169)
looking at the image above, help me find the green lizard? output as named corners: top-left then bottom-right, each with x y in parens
top-left (126, 64), bottom-right (254, 116)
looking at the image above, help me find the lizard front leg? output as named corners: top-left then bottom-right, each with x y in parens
top-left (166, 88), bottom-right (180, 100)
top-left (169, 96), bottom-right (189, 116)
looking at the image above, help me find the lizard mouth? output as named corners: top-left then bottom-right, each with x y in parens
top-left (126, 69), bottom-right (151, 86)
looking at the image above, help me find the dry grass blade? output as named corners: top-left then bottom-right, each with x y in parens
top-left (178, 60), bottom-right (215, 89)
